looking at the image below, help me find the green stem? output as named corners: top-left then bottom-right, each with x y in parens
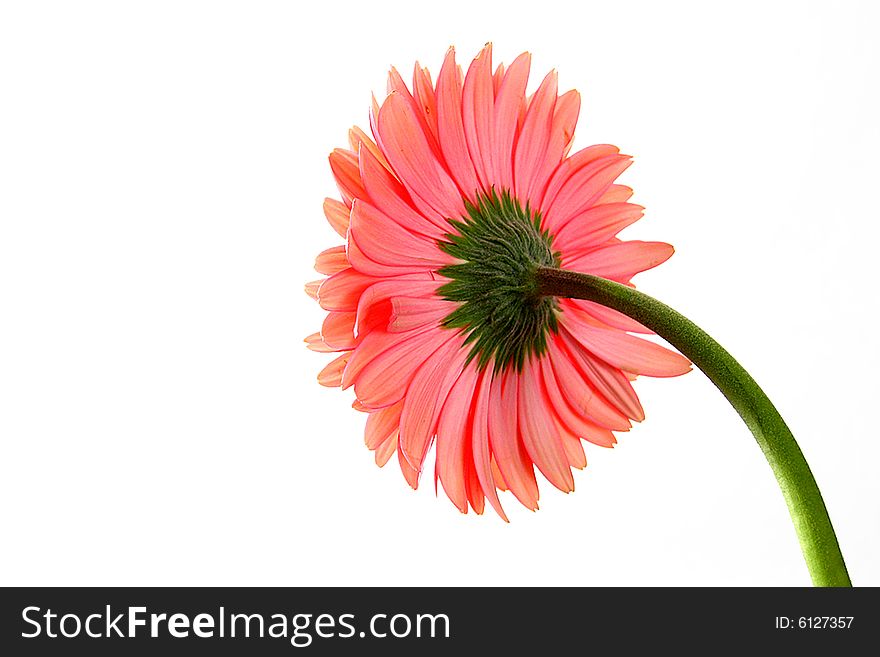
top-left (535, 266), bottom-right (851, 587)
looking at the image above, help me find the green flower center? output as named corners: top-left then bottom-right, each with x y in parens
top-left (438, 190), bottom-right (561, 373)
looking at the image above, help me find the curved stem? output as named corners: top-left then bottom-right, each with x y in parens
top-left (535, 266), bottom-right (851, 587)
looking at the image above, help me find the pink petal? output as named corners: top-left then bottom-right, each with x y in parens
top-left (597, 183), bottom-right (633, 204)
top-left (547, 336), bottom-right (632, 430)
top-left (562, 310), bottom-right (691, 377)
top-left (304, 332), bottom-right (335, 353)
top-left (529, 89), bottom-right (581, 208)
top-left (328, 148), bottom-right (366, 205)
top-left (553, 202), bottom-right (645, 255)
top-left (559, 330), bottom-right (646, 421)
top-left (398, 334), bottom-right (463, 471)
top-left (464, 451), bottom-right (485, 515)
top-left (351, 327), bottom-right (455, 409)
top-left (358, 145), bottom-right (445, 238)
top-left (304, 280), bottom-right (321, 301)
top-left (543, 154), bottom-right (633, 232)
top-left (462, 44), bottom-right (495, 190)
top-left (539, 145), bottom-right (620, 217)
top-left (386, 66), bottom-right (443, 161)
top-left (321, 311), bottom-right (357, 350)
top-left (491, 457), bottom-right (508, 491)
top-left (471, 369), bottom-right (508, 521)
top-left (376, 92), bottom-right (464, 221)
top-left (323, 198), bottom-right (350, 238)
top-left (314, 245), bottom-right (348, 275)
top-left (436, 47), bottom-right (481, 201)
top-left (412, 63), bottom-right (439, 143)
top-left (436, 361), bottom-right (480, 513)
top-left (347, 199), bottom-right (449, 276)
top-left (342, 325), bottom-right (424, 389)
top-left (518, 357), bottom-right (574, 493)
top-left (317, 268), bottom-right (376, 311)
top-left (352, 277), bottom-right (439, 335)
top-left (348, 126), bottom-right (389, 170)
top-left (488, 373), bottom-right (539, 510)
top-left (493, 52), bottom-right (531, 192)
top-left (539, 356), bottom-right (616, 447)
top-left (562, 298), bottom-right (653, 334)
top-left (555, 90), bottom-right (581, 158)
top-left (364, 401), bottom-right (403, 449)
top-left (398, 445), bottom-right (421, 489)
top-left (562, 241), bottom-right (674, 282)
top-left (389, 296), bottom-right (456, 333)
top-left (513, 70), bottom-right (558, 203)
top-left (556, 417), bottom-right (587, 469)
top-left (374, 431), bottom-right (398, 466)
top-left (397, 440), bottom-right (419, 490)
top-left (493, 61), bottom-right (505, 94)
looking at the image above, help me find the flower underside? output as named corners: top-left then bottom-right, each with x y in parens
top-left (438, 190), bottom-right (561, 374)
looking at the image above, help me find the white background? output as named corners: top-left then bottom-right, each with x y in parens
top-left (1, 0), bottom-right (878, 586)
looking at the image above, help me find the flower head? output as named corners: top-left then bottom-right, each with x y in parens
top-left (307, 45), bottom-right (691, 519)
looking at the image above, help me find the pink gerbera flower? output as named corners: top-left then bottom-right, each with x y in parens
top-left (306, 45), bottom-right (691, 520)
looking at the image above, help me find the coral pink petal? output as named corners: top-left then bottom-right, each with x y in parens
top-left (347, 199), bottom-right (449, 275)
top-left (353, 277), bottom-right (441, 337)
top-left (464, 449), bottom-right (485, 515)
top-left (556, 418), bottom-right (588, 469)
top-left (491, 457), bottom-right (508, 492)
top-left (471, 370), bottom-right (508, 521)
top-left (562, 241), bottom-right (675, 282)
top-left (304, 332), bottom-right (335, 353)
top-left (399, 334), bottom-right (464, 470)
top-left (539, 144), bottom-right (620, 217)
top-left (329, 148), bottom-right (366, 206)
top-left (462, 44), bottom-right (495, 190)
top-left (547, 336), bottom-right (632, 430)
top-left (436, 362), bottom-right (480, 513)
top-left (314, 245), bottom-right (348, 275)
top-left (321, 311), bottom-right (357, 350)
top-left (563, 311), bottom-right (691, 377)
top-left (554, 90), bottom-right (581, 157)
top-left (304, 280), bottom-right (321, 301)
top-left (364, 401), bottom-right (403, 450)
top-left (544, 155), bottom-right (633, 231)
top-left (352, 327), bottom-right (454, 409)
top-left (518, 358), bottom-right (575, 493)
top-left (322, 198), bottom-right (350, 238)
top-left (348, 126), bottom-right (389, 170)
top-left (436, 48), bottom-right (482, 201)
top-left (317, 268), bottom-right (377, 312)
top-left (554, 203), bottom-right (645, 254)
top-left (529, 89), bottom-right (581, 208)
top-left (386, 66), bottom-right (443, 161)
top-left (398, 446), bottom-right (421, 489)
top-left (562, 298), bottom-right (653, 334)
top-left (513, 70), bottom-right (558, 203)
top-left (493, 52), bottom-right (530, 191)
top-left (376, 92), bottom-right (464, 220)
top-left (412, 64), bottom-right (439, 143)
top-left (493, 61), bottom-right (505, 93)
top-left (342, 324), bottom-right (426, 389)
top-left (488, 373), bottom-right (540, 510)
top-left (358, 143), bottom-right (445, 239)
top-left (539, 357), bottom-right (617, 448)
top-left (560, 330), bottom-right (646, 421)
top-left (597, 183), bottom-right (633, 204)
top-left (389, 296), bottom-right (457, 333)
top-left (374, 432), bottom-right (398, 466)
top-left (318, 352), bottom-right (350, 387)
